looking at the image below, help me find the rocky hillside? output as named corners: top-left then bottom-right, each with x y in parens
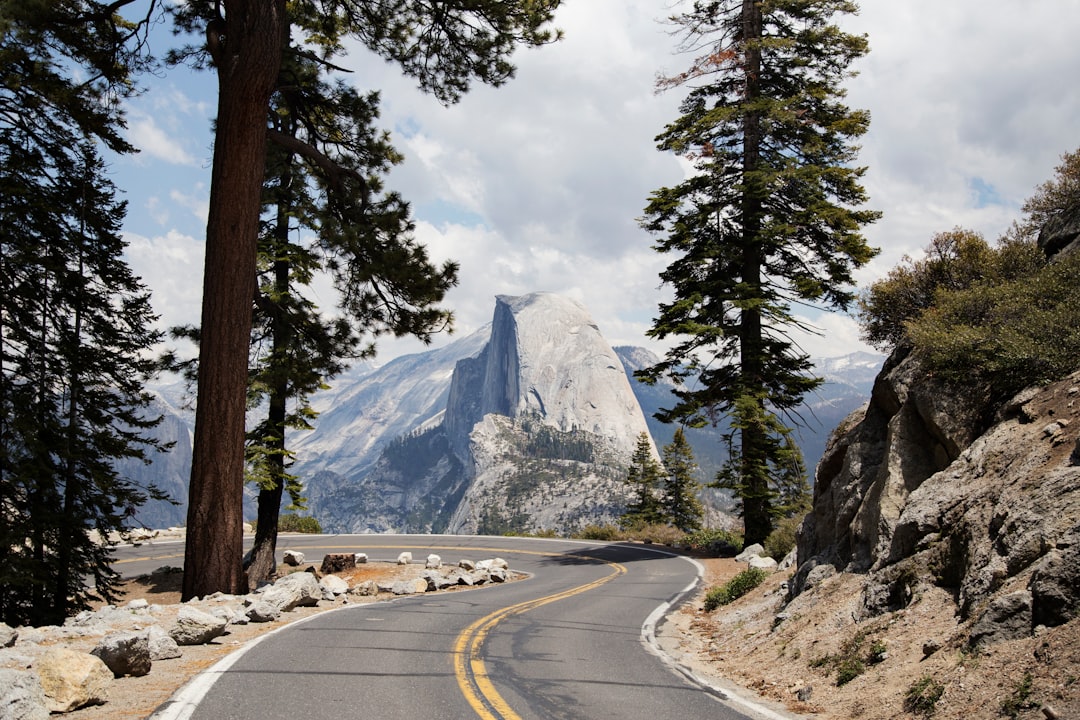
top-left (796, 344), bottom-right (1080, 634)
top-left (704, 343), bottom-right (1079, 718)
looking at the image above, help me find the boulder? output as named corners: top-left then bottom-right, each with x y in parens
top-left (90, 632), bottom-right (151, 678)
top-left (145, 626), bottom-right (182, 661)
top-left (320, 574), bottom-right (350, 598)
top-left (282, 550), bottom-right (305, 566)
top-left (426, 554), bottom-right (442, 569)
top-left (35, 648), bottom-right (111, 713)
top-left (1030, 534), bottom-right (1080, 627)
top-left (969, 591), bottom-right (1033, 647)
top-left (422, 570), bottom-right (456, 591)
top-left (244, 600), bottom-right (281, 624)
top-left (261, 571), bottom-right (322, 612)
top-left (1037, 203), bottom-right (1080, 259)
top-left (349, 580), bottom-right (378, 597)
top-left (320, 553), bottom-right (355, 575)
top-left (0, 668), bottom-right (49, 720)
top-left (735, 544), bottom-right (765, 563)
top-left (397, 552), bottom-right (413, 565)
top-left (748, 555), bottom-right (778, 571)
top-left (390, 578), bottom-right (429, 595)
top-left (458, 559), bottom-right (476, 571)
top-left (169, 606), bottom-right (229, 646)
top-left (354, 553), bottom-right (368, 564)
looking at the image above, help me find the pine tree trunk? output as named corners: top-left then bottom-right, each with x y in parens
top-left (245, 203), bottom-right (292, 588)
top-left (738, 0), bottom-right (772, 547)
top-left (183, 1), bottom-right (287, 601)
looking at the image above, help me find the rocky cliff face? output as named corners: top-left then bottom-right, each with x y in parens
top-left (795, 344), bottom-right (1080, 641)
top-left (297, 293), bottom-right (652, 534)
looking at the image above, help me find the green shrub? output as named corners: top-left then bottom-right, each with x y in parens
top-left (764, 514), bottom-right (803, 561)
top-left (624, 523), bottom-right (685, 545)
top-left (1000, 672), bottom-right (1035, 718)
top-left (702, 567), bottom-right (769, 611)
top-left (682, 528), bottom-right (743, 556)
top-left (910, 252), bottom-right (1080, 403)
top-left (835, 657), bottom-right (865, 686)
top-left (278, 513), bottom-right (322, 534)
top-left (904, 676), bottom-right (945, 717)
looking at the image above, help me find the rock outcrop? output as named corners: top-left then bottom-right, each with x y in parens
top-left (794, 344), bottom-right (1080, 644)
top-left (298, 293), bottom-right (654, 534)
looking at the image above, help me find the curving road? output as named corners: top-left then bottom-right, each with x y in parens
top-left (117, 535), bottom-right (769, 720)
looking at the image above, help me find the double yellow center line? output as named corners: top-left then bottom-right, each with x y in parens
top-left (452, 559), bottom-right (628, 720)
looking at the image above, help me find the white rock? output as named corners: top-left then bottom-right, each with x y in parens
top-left (354, 553), bottom-right (368, 564)
top-left (320, 575), bottom-right (350, 597)
top-left (425, 554), bottom-right (442, 569)
top-left (397, 552), bottom-right (413, 565)
top-left (90, 631), bottom-right (151, 677)
top-left (169, 607), bottom-right (228, 646)
top-left (144, 626), bottom-right (182, 660)
top-left (735, 543), bottom-right (766, 563)
top-left (282, 550), bottom-right (305, 566)
top-left (261, 572), bottom-right (321, 612)
top-left (748, 555), bottom-right (778, 571)
top-left (0, 668), bottom-right (49, 720)
top-left (390, 578), bottom-right (429, 595)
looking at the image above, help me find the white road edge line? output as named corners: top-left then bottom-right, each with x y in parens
top-left (637, 549), bottom-right (798, 720)
top-left (148, 602), bottom-right (359, 720)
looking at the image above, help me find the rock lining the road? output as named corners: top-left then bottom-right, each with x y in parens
top-left (0, 556), bottom-right (519, 716)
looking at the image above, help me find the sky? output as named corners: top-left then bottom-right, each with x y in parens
top-left (116, 0), bottom-right (1080, 367)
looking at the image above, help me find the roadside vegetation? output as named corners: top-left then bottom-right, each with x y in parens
top-left (858, 148), bottom-right (1080, 407)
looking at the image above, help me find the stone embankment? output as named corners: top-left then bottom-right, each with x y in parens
top-left (0, 552), bottom-right (516, 719)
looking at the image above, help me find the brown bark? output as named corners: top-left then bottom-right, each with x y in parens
top-left (183, 1), bottom-right (287, 601)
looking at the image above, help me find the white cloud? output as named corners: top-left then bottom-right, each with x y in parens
top-left (118, 0), bottom-right (1080, 368)
top-left (127, 114), bottom-right (198, 165)
top-left (123, 229), bottom-right (205, 335)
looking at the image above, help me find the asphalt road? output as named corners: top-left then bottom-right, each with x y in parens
top-left (118, 535), bottom-right (766, 720)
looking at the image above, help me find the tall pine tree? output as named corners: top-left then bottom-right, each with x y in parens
top-left (638, 0), bottom-right (878, 545)
top-left (167, 0), bottom-right (561, 598)
top-left (621, 433), bottom-right (665, 528)
top-left (240, 52), bottom-right (457, 586)
top-left (0, 1), bottom-right (165, 626)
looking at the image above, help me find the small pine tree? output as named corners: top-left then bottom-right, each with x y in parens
top-left (661, 428), bottom-right (704, 532)
top-left (621, 433), bottom-right (665, 527)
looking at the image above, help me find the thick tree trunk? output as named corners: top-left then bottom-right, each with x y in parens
top-left (183, 0), bottom-right (287, 601)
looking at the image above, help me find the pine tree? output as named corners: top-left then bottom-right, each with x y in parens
top-left (0, 143), bottom-right (167, 626)
top-left (661, 428), bottom-right (704, 533)
top-left (638, 0), bottom-right (879, 546)
top-left (621, 433), bottom-right (665, 528)
top-left (0, 1), bottom-right (164, 626)
top-left (241, 53), bottom-right (457, 586)
top-left (166, 0), bottom-right (562, 598)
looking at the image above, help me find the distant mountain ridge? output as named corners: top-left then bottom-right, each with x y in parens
top-left (131, 293), bottom-right (883, 533)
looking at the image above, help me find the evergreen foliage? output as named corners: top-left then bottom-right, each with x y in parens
top-left (638, 0), bottom-right (878, 545)
top-left (162, 0), bottom-right (563, 599)
top-left (0, 2), bottom-right (165, 627)
top-left (621, 433), bottom-right (665, 527)
top-left (660, 427), bottom-right (704, 532)
top-left (859, 148), bottom-right (1080, 405)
